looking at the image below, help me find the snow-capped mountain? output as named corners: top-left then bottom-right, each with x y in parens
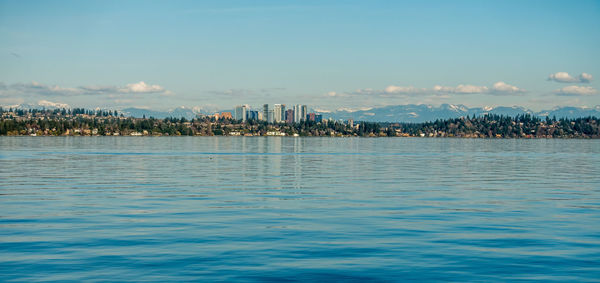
top-left (3, 100), bottom-right (71, 110)
top-left (120, 106), bottom-right (202, 119)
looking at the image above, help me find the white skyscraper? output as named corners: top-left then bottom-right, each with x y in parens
top-left (263, 104), bottom-right (269, 122)
top-left (293, 105), bottom-right (301, 122)
top-left (294, 104), bottom-right (308, 122)
top-left (273, 104), bottom-right (285, 123)
top-left (301, 105), bottom-right (307, 121)
top-left (267, 110), bottom-right (274, 123)
top-left (234, 105), bottom-right (249, 122)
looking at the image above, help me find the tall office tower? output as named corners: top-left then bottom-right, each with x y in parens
top-left (315, 114), bottom-right (322, 123)
top-left (234, 105), bottom-right (249, 122)
top-left (293, 104), bottom-right (308, 122)
top-left (286, 109), bottom-right (294, 123)
top-left (247, 110), bottom-right (259, 120)
top-left (293, 105), bottom-right (301, 122)
top-left (273, 104), bottom-right (285, 122)
top-left (301, 105), bottom-right (308, 121)
top-left (263, 104), bottom-right (269, 122)
top-left (234, 106), bottom-right (242, 121)
top-left (267, 110), bottom-right (274, 123)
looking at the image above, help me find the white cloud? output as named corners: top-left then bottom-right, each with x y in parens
top-left (580, 73), bottom-right (593, 83)
top-left (0, 81), bottom-right (171, 97)
top-left (384, 85), bottom-right (426, 94)
top-left (206, 87), bottom-right (284, 98)
top-left (554, 86), bottom-right (598, 96)
top-left (327, 81), bottom-right (526, 99)
top-left (433, 82), bottom-right (524, 95)
top-left (433, 84), bottom-right (489, 94)
top-left (313, 108), bottom-right (332, 113)
top-left (490, 81), bottom-right (526, 94)
top-left (548, 72), bottom-right (592, 83)
top-left (121, 81), bottom-right (165, 93)
top-left (336, 107), bottom-right (373, 112)
top-left (8, 81), bottom-right (82, 96)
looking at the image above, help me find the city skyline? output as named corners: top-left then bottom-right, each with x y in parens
top-left (1, 0), bottom-right (599, 111)
top-left (231, 103), bottom-right (318, 123)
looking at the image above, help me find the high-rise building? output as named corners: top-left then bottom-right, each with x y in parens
top-left (267, 110), bottom-right (274, 123)
top-left (274, 104), bottom-right (285, 123)
top-left (285, 109), bottom-right (294, 123)
top-left (263, 104), bottom-right (269, 122)
top-left (301, 105), bottom-right (307, 121)
top-left (315, 114), bottom-right (322, 123)
top-left (247, 110), bottom-right (259, 120)
top-left (307, 113), bottom-right (322, 122)
top-left (234, 105), bottom-right (249, 122)
top-left (294, 104), bottom-right (307, 122)
top-left (293, 105), bottom-right (300, 122)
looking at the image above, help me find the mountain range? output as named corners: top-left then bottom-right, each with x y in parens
top-left (320, 104), bottom-right (600, 123)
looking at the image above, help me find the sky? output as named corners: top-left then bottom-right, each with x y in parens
top-left (1, 0), bottom-right (599, 112)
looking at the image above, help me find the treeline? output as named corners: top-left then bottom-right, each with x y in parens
top-left (387, 114), bottom-right (599, 138)
top-left (1, 108), bottom-right (599, 138)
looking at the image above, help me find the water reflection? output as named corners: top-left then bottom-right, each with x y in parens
top-left (0, 137), bottom-right (599, 281)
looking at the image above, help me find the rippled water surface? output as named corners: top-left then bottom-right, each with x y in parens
top-left (1, 137), bottom-right (599, 281)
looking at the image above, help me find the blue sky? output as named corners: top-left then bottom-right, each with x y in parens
top-left (1, 0), bottom-right (599, 111)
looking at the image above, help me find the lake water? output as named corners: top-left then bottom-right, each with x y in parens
top-left (1, 137), bottom-right (599, 281)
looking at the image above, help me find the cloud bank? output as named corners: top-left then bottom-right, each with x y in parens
top-left (0, 81), bottom-right (171, 97)
top-left (548, 72), bottom-right (592, 83)
top-left (554, 86), bottom-right (598, 96)
top-left (327, 81), bottom-right (526, 97)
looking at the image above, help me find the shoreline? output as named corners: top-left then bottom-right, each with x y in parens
top-left (2, 135), bottom-right (598, 139)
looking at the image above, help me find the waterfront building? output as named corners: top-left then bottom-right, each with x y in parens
top-left (266, 131), bottom-right (286, 136)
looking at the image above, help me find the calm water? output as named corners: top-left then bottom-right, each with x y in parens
top-left (1, 137), bottom-right (599, 282)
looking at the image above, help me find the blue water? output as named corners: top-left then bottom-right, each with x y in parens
top-left (1, 137), bottom-right (599, 282)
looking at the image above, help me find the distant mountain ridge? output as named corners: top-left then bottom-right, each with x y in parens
top-left (321, 104), bottom-right (600, 122)
top-left (120, 107), bottom-right (199, 120)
